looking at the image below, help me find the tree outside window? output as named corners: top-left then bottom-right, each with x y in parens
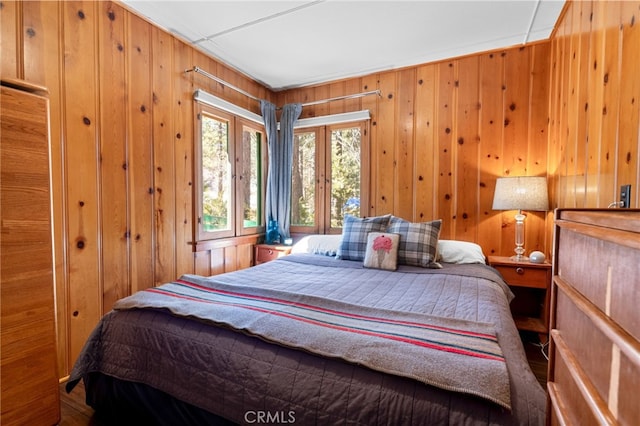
top-left (291, 121), bottom-right (369, 234)
top-left (196, 104), bottom-right (265, 241)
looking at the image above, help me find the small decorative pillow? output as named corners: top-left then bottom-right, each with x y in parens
top-left (337, 214), bottom-right (391, 261)
top-left (363, 232), bottom-right (400, 271)
top-left (386, 216), bottom-right (442, 268)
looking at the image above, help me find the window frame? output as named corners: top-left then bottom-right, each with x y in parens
top-left (290, 119), bottom-right (370, 235)
top-left (326, 121), bottom-right (370, 233)
top-left (234, 117), bottom-right (267, 237)
top-left (290, 126), bottom-right (325, 234)
top-left (194, 102), bottom-right (267, 242)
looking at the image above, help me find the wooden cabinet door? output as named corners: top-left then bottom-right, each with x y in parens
top-left (1, 80), bottom-right (60, 425)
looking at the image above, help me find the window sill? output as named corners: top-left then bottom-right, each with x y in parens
top-left (189, 234), bottom-right (261, 252)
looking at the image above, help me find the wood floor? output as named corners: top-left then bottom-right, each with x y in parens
top-left (59, 380), bottom-right (109, 426)
top-left (521, 330), bottom-right (550, 388)
top-left (60, 335), bottom-right (549, 425)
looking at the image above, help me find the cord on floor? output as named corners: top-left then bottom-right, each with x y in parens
top-left (529, 340), bottom-right (549, 361)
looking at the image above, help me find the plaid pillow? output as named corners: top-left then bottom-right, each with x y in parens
top-left (337, 215), bottom-right (391, 261)
top-left (387, 216), bottom-right (442, 268)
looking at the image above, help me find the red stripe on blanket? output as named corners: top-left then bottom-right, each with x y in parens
top-left (146, 286), bottom-right (504, 362)
top-left (174, 278), bottom-right (497, 341)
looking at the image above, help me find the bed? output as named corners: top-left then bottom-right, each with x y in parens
top-left (66, 219), bottom-right (546, 425)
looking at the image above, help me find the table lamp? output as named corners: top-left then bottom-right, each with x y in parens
top-left (492, 176), bottom-right (549, 261)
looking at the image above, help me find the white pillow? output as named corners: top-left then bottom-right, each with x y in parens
top-left (291, 234), bottom-right (342, 256)
top-left (436, 240), bottom-right (486, 264)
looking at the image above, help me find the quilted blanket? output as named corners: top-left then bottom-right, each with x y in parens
top-left (114, 275), bottom-right (511, 409)
top-left (67, 254), bottom-right (546, 425)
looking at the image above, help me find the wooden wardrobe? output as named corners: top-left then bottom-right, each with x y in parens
top-left (548, 209), bottom-right (640, 425)
top-left (1, 79), bottom-right (60, 425)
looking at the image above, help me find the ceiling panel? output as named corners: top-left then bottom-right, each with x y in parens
top-left (121, 0), bottom-right (565, 91)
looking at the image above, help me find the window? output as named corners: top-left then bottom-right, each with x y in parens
top-left (291, 128), bottom-right (321, 228)
top-left (291, 121), bottom-right (369, 234)
top-left (239, 123), bottom-right (262, 229)
top-left (195, 103), bottom-right (266, 241)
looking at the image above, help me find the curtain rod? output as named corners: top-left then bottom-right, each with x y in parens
top-left (300, 90), bottom-right (381, 107)
top-left (185, 66), bottom-right (381, 108)
top-left (185, 66), bottom-right (262, 102)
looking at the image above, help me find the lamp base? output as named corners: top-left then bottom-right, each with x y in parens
top-left (510, 254), bottom-right (529, 262)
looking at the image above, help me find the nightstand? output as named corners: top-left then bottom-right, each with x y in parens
top-left (488, 256), bottom-right (552, 342)
top-left (254, 244), bottom-right (292, 265)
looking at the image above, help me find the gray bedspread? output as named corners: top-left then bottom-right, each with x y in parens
top-left (67, 254), bottom-right (546, 425)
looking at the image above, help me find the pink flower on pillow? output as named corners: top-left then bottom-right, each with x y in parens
top-left (373, 234), bottom-right (393, 253)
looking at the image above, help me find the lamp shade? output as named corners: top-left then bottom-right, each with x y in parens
top-left (492, 176), bottom-right (549, 211)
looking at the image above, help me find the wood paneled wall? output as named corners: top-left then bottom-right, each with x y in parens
top-left (548, 1), bottom-right (640, 213)
top-left (1, 0), bottom-right (272, 377)
top-left (5, 0), bottom-right (637, 379)
top-left (278, 43), bottom-right (552, 259)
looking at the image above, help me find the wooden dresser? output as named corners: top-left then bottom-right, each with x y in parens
top-left (1, 79), bottom-right (60, 425)
top-left (547, 209), bottom-right (640, 425)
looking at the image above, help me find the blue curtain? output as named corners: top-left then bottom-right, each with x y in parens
top-left (277, 103), bottom-right (303, 238)
top-left (261, 101), bottom-right (302, 239)
top-left (260, 100), bottom-right (278, 226)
